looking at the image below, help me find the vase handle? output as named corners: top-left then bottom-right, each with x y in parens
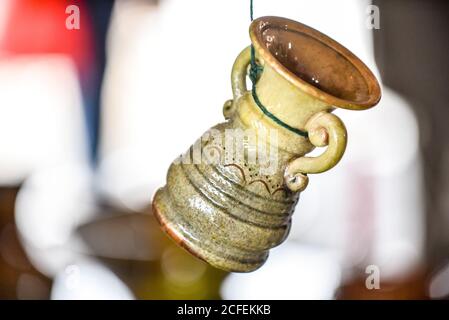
top-left (284, 111), bottom-right (348, 192)
top-left (223, 46), bottom-right (252, 119)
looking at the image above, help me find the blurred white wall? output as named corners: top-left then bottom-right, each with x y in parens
top-left (51, 259), bottom-right (134, 300)
top-left (0, 56), bottom-right (89, 184)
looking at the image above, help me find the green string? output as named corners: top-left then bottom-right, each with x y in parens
top-left (249, 0), bottom-right (308, 138)
top-left (249, 0), bottom-right (262, 84)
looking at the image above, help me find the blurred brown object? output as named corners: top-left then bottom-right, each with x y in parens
top-left (78, 206), bottom-right (228, 300)
top-left (0, 187), bottom-right (51, 299)
top-left (373, 0), bottom-right (449, 267)
top-left (337, 268), bottom-right (428, 300)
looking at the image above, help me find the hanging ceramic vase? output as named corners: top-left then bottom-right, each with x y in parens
top-left (152, 16), bottom-right (381, 272)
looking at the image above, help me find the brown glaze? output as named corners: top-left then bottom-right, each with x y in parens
top-left (250, 16), bottom-right (381, 110)
top-left (152, 201), bottom-right (206, 263)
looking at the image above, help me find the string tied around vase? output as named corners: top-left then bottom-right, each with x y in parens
top-left (249, 0), bottom-right (309, 138)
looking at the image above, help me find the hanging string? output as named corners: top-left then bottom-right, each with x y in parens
top-left (248, 0), bottom-right (308, 138)
top-left (249, 0), bottom-right (263, 84)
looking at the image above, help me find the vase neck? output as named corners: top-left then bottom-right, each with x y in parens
top-left (254, 65), bottom-right (330, 130)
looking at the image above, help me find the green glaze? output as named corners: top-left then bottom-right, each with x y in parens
top-left (152, 17), bottom-right (381, 272)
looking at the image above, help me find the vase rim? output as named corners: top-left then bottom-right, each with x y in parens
top-left (249, 16), bottom-right (381, 110)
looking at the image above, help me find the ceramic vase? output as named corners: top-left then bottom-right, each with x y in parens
top-left (153, 16), bottom-right (381, 272)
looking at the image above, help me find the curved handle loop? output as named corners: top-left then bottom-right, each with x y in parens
top-left (284, 111), bottom-right (348, 192)
top-left (223, 46), bottom-right (252, 119)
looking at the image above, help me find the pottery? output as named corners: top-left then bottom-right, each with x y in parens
top-left (152, 16), bottom-right (381, 272)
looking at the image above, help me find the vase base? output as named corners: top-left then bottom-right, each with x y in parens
top-left (152, 188), bottom-right (268, 273)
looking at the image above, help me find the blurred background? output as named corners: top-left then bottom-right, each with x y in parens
top-left (0, 0), bottom-right (448, 299)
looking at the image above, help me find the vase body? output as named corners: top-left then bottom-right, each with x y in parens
top-left (153, 16), bottom-right (381, 272)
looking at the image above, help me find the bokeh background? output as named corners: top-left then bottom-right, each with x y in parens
top-left (0, 0), bottom-right (448, 299)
